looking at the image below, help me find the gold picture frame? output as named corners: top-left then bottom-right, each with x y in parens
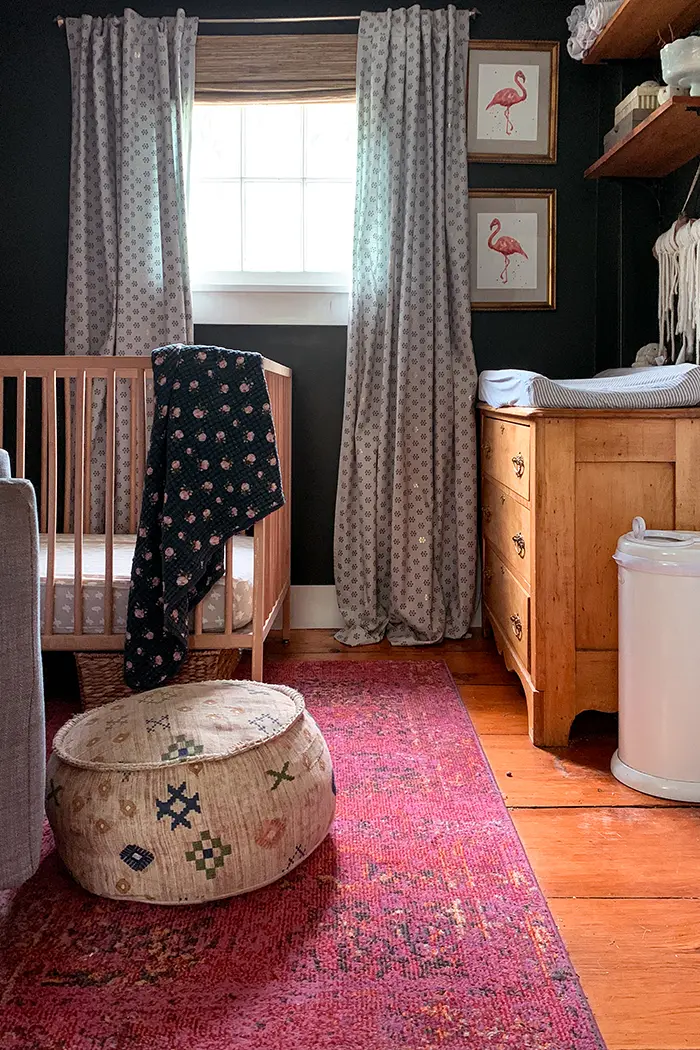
top-left (469, 189), bottom-right (556, 311)
top-left (468, 40), bottom-right (559, 164)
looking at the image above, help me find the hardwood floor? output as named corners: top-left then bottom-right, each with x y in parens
top-left (258, 630), bottom-right (700, 1050)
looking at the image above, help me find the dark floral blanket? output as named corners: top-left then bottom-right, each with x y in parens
top-left (124, 345), bottom-right (284, 690)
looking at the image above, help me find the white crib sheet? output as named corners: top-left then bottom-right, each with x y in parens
top-left (39, 534), bottom-right (254, 635)
top-left (478, 365), bottom-right (700, 410)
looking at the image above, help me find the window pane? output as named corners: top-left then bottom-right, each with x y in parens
top-left (243, 106), bottom-right (303, 178)
top-left (189, 181), bottom-right (242, 272)
top-left (243, 182), bottom-right (303, 271)
top-left (305, 103), bottom-right (357, 178)
top-left (191, 105), bottom-right (241, 180)
top-left (304, 182), bottom-right (354, 272)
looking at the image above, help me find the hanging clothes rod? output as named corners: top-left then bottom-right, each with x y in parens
top-left (55, 10), bottom-right (479, 28)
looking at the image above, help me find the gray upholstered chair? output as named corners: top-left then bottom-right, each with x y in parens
top-left (0, 449), bottom-right (45, 888)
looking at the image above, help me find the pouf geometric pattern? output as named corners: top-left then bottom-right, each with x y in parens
top-left (46, 681), bottom-right (335, 904)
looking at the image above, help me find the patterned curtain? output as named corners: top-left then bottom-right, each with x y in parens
top-left (334, 6), bottom-right (478, 646)
top-left (65, 8), bottom-right (198, 531)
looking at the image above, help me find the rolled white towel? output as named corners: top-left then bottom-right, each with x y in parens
top-left (567, 4), bottom-right (587, 33)
top-left (575, 20), bottom-right (598, 49)
top-left (587, 0), bottom-right (624, 33)
top-left (567, 35), bottom-right (587, 61)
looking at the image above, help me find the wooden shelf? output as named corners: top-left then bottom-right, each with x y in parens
top-left (585, 97), bottom-right (700, 178)
top-left (583, 0), bottom-right (700, 64)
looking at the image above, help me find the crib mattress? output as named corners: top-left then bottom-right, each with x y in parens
top-left (478, 365), bottom-right (700, 410)
top-left (39, 534), bottom-right (254, 636)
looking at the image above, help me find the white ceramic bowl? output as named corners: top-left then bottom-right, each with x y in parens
top-left (661, 37), bottom-right (700, 97)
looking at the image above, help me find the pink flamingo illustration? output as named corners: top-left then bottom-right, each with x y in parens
top-left (485, 69), bottom-right (527, 135)
top-left (487, 217), bottom-right (528, 284)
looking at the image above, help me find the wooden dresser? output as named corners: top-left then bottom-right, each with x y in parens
top-left (479, 405), bottom-right (700, 746)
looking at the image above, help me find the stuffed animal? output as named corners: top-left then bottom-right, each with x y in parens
top-left (632, 343), bottom-right (667, 368)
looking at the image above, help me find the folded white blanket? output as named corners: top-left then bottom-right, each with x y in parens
top-left (478, 365), bottom-right (700, 410)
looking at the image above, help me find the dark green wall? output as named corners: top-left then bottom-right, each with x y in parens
top-left (1, 1), bottom-right (663, 584)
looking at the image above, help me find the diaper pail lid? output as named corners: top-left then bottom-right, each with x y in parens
top-left (53, 681), bottom-right (305, 771)
top-left (614, 516), bottom-right (700, 575)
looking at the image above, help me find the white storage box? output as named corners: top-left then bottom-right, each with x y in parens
top-left (612, 516), bottom-right (700, 801)
top-left (614, 81), bottom-right (660, 125)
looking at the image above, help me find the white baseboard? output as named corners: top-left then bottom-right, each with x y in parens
top-left (285, 585), bottom-right (482, 631)
top-left (289, 585), bottom-right (344, 629)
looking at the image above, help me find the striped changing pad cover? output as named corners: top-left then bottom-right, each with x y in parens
top-left (478, 365), bottom-right (700, 410)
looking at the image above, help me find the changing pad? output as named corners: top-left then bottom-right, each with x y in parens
top-left (478, 365), bottom-right (700, 410)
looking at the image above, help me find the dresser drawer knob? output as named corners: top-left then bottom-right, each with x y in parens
top-left (512, 453), bottom-right (525, 478)
top-left (483, 441), bottom-right (492, 458)
top-left (510, 614), bottom-right (523, 641)
top-left (483, 506), bottom-right (492, 524)
top-left (512, 532), bottom-right (526, 558)
top-left (500, 493), bottom-right (506, 505)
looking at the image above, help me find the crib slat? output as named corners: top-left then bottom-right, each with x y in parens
top-left (44, 372), bottom-right (58, 637)
top-left (83, 375), bottom-right (93, 531)
top-left (224, 537), bottom-right (234, 635)
top-left (63, 378), bottom-right (73, 531)
top-left (194, 599), bottom-right (204, 636)
top-left (15, 371), bottom-right (26, 478)
top-left (140, 368), bottom-right (148, 492)
top-left (129, 376), bottom-right (138, 532)
top-left (73, 370), bottom-right (86, 635)
top-left (104, 371), bottom-right (116, 635)
top-left (40, 376), bottom-right (48, 532)
top-left (252, 520), bottom-right (266, 681)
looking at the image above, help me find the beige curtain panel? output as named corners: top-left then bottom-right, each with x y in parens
top-left (195, 34), bottom-right (358, 103)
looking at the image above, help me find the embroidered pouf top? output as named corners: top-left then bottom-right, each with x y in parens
top-left (46, 681), bottom-right (336, 904)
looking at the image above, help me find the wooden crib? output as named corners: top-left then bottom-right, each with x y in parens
top-left (0, 355), bottom-right (292, 690)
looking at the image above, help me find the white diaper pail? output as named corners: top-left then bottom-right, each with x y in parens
top-left (612, 516), bottom-right (700, 801)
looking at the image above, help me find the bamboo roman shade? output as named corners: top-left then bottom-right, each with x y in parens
top-left (194, 34), bottom-right (358, 103)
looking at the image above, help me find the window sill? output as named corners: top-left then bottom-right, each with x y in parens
top-left (192, 288), bottom-right (350, 327)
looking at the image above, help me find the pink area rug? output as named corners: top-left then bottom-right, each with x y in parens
top-left (1, 661), bottom-right (604, 1049)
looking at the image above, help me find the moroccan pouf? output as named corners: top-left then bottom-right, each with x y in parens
top-left (45, 680), bottom-right (336, 904)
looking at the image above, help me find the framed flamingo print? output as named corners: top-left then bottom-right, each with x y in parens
top-left (469, 190), bottom-right (556, 311)
top-left (467, 41), bottom-right (559, 164)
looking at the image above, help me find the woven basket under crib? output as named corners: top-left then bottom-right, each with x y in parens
top-left (74, 649), bottom-right (242, 710)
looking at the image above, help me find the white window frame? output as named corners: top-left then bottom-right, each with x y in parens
top-left (190, 103), bottom-right (354, 327)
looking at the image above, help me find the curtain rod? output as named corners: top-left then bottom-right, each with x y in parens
top-left (55, 10), bottom-right (479, 28)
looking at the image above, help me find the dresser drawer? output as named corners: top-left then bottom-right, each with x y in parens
top-left (482, 477), bottom-right (531, 584)
top-left (481, 416), bottom-right (531, 500)
top-left (484, 544), bottom-right (530, 671)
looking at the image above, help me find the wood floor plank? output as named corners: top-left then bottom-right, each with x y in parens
top-left (445, 651), bottom-right (521, 684)
top-left (513, 807), bottom-right (700, 898)
top-left (480, 734), bottom-right (679, 808)
top-left (262, 646), bottom-right (519, 683)
top-left (459, 684), bottom-right (530, 735)
top-left (265, 629), bottom-right (492, 656)
top-left (549, 898), bottom-right (700, 1050)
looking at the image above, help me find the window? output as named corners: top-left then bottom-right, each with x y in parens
top-left (189, 101), bottom-right (357, 325)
